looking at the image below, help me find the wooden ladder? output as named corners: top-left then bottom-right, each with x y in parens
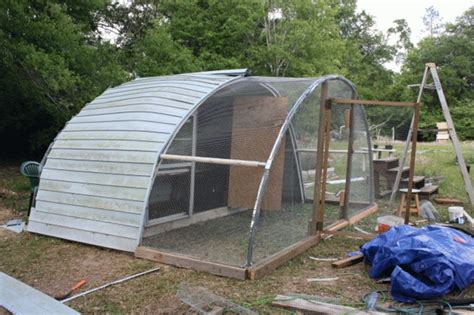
top-left (389, 63), bottom-right (474, 205)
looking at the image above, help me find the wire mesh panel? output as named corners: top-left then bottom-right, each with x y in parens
top-left (143, 75), bottom-right (374, 268)
top-left (346, 105), bottom-right (373, 216)
top-left (144, 77), bottom-right (314, 266)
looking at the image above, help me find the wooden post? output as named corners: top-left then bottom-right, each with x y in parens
top-left (310, 83), bottom-right (328, 234)
top-left (428, 64), bottom-right (474, 205)
top-left (404, 103), bottom-right (420, 224)
top-left (342, 100), bottom-right (355, 219)
top-left (319, 104), bottom-right (332, 229)
top-left (389, 66), bottom-right (429, 204)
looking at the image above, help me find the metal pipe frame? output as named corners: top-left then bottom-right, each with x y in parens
top-left (245, 76), bottom-right (363, 266)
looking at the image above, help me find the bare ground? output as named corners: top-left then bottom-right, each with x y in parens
top-left (1, 153), bottom-right (473, 313)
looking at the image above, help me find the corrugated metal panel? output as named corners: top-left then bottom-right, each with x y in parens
top-left (28, 73), bottom-right (239, 251)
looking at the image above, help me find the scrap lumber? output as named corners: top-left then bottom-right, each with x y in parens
top-left (272, 295), bottom-right (384, 314)
top-left (0, 272), bottom-right (79, 314)
top-left (433, 197), bottom-right (464, 205)
top-left (322, 230), bottom-right (376, 241)
top-left (331, 253), bottom-right (364, 269)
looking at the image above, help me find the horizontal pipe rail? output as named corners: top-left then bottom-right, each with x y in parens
top-left (160, 154), bottom-right (266, 168)
top-left (297, 148), bottom-right (368, 154)
top-left (329, 98), bottom-right (418, 107)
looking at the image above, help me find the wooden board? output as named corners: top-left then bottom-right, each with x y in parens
top-left (0, 272), bottom-right (79, 314)
top-left (247, 235), bottom-right (320, 280)
top-left (433, 197), bottom-right (464, 205)
top-left (228, 96), bottom-right (288, 211)
top-left (134, 246), bottom-right (247, 280)
top-left (331, 253), bottom-right (364, 268)
top-left (348, 204), bottom-right (379, 225)
top-left (273, 295), bottom-right (379, 315)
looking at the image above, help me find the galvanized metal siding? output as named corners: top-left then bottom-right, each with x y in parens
top-left (28, 73), bottom-right (237, 252)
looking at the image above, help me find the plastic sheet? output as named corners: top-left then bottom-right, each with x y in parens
top-left (360, 225), bottom-right (474, 302)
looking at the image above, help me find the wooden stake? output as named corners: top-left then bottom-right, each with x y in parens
top-left (342, 101), bottom-right (355, 219)
top-left (404, 103), bottom-right (420, 224)
top-left (311, 82), bottom-right (328, 234)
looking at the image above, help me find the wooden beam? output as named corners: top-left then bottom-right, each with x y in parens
top-left (404, 103), bottom-right (420, 224)
top-left (321, 231), bottom-right (376, 241)
top-left (347, 203), bottom-right (379, 225)
top-left (310, 82), bottom-right (329, 234)
top-left (331, 253), bottom-right (364, 268)
top-left (329, 98), bottom-right (417, 107)
top-left (317, 104), bottom-right (332, 231)
top-left (325, 219), bottom-right (349, 231)
top-left (342, 102), bottom-right (355, 219)
top-left (273, 295), bottom-right (375, 315)
top-left (246, 235), bottom-right (321, 280)
top-left (134, 246), bottom-right (247, 280)
top-left (160, 154), bottom-right (266, 168)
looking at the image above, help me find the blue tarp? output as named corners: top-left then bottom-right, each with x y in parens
top-left (360, 225), bottom-right (474, 302)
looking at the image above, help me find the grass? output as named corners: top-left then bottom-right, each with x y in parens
top-left (0, 141), bottom-right (473, 313)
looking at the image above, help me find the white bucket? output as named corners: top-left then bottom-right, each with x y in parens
top-left (448, 206), bottom-right (464, 221)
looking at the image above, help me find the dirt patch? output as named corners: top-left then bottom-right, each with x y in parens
top-left (0, 205), bottom-right (17, 224)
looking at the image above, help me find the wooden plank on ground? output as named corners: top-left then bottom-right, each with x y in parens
top-left (348, 204), bottom-right (379, 225)
top-left (433, 197), bottom-right (464, 205)
top-left (331, 253), bottom-right (364, 269)
top-left (322, 231), bottom-right (376, 241)
top-left (273, 295), bottom-right (380, 315)
top-left (0, 272), bottom-right (79, 314)
top-left (134, 246), bottom-right (247, 280)
top-left (247, 235), bottom-right (321, 280)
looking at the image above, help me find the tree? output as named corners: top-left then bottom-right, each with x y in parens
top-left (251, 0), bottom-right (344, 77)
top-left (396, 7), bottom-right (474, 140)
top-left (423, 6), bottom-right (443, 38)
top-left (0, 0), bottom-right (127, 157)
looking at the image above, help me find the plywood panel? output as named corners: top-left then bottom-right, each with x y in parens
top-left (64, 121), bottom-right (176, 133)
top-left (35, 200), bottom-right (141, 226)
top-left (0, 272), bottom-right (79, 314)
top-left (56, 130), bottom-right (170, 142)
top-left (27, 220), bottom-right (137, 252)
top-left (48, 148), bottom-right (157, 164)
top-left (228, 96), bottom-right (288, 210)
top-left (40, 179), bottom-right (147, 201)
top-left (36, 190), bottom-right (144, 213)
top-left (41, 168), bottom-right (150, 189)
top-left (30, 211), bottom-right (138, 239)
top-left (70, 112), bottom-right (182, 124)
top-left (53, 139), bottom-right (163, 152)
top-left (45, 159), bottom-right (154, 176)
top-left (101, 86), bottom-right (207, 98)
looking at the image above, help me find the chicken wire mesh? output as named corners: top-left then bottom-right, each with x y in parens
top-left (143, 76), bottom-right (375, 267)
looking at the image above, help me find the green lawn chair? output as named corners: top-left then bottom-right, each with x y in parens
top-left (20, 161), bottom-right (41, 216)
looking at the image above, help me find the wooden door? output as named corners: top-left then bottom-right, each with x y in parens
top-left (228, 96), bottom-right (288, 210)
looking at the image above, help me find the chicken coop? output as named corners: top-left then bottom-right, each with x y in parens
top-left (28, 69), bottom-right (378, 279)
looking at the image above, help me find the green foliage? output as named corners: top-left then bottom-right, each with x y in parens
top-left (396, 7), bottom-right (474, 139)
top-left (0, 0), bottom-right (128, 158)
top-left (0, 1), bottom-right (473, 158)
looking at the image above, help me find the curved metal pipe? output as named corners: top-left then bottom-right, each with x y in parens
top-left (245, 75), bottom-right (361, 266)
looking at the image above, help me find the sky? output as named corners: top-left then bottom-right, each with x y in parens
top-left (357, 0), bottom-right (473, 70)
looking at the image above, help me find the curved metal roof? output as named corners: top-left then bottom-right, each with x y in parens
top-left (28, 72), bottom-right (242, 251)
top-left (28, 71), bottom-right (371, 254)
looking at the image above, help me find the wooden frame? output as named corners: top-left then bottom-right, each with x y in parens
top-left (320, 98), bottom-right (420, 225)
top-left (135, 246), bottom-right (247, 280)
top-left (136, 97), bottom-right (415, 280)
top-left (135, 203), bottom-right (379, 280)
